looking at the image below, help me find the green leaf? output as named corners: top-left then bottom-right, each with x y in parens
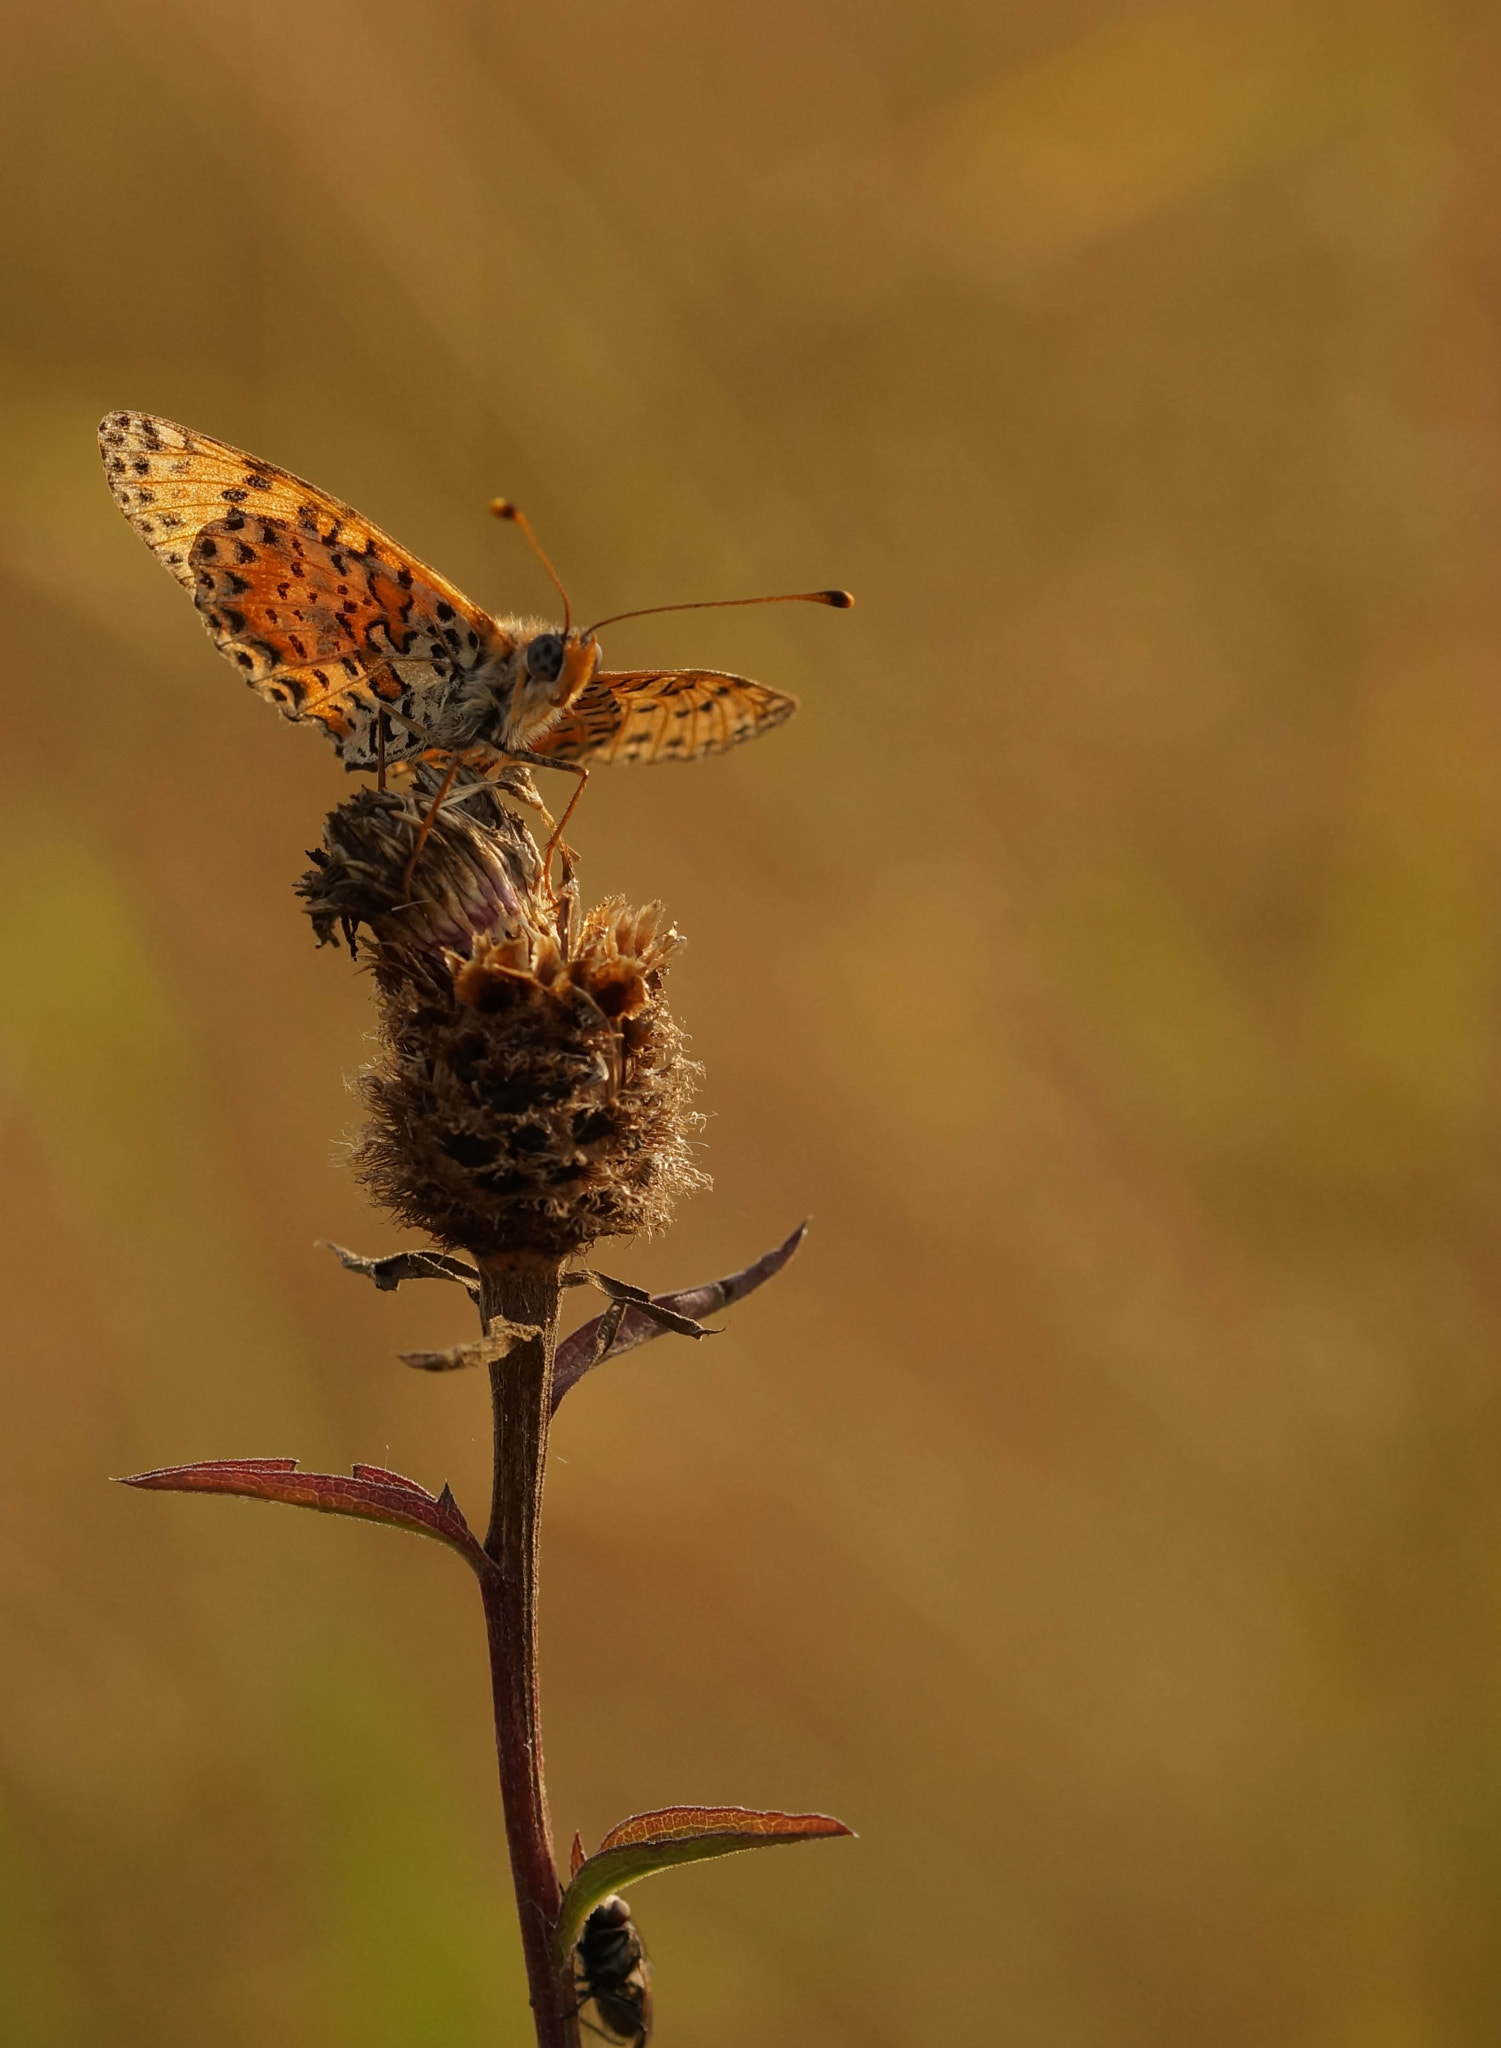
top-left (552, 1805), bottom-right (852, 1962)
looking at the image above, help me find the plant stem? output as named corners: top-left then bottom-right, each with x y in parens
top-left (476, 1251), bottom-right (577, 2048)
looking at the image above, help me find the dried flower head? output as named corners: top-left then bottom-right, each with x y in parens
top-left (298, 780), bottom-right (705, 1259)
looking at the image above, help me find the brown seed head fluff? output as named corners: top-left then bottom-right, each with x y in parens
top-left (298, 779), bottom-right (706, 1258)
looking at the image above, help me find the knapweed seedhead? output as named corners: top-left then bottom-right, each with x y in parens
top-left (298, 780), bottom-right (706, 1259)
top-left (298, 777), bottom-right (539, 958)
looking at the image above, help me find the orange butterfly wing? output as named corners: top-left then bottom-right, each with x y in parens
top-left (99, 411), bottom-right (507, 748)
top-left (530, 670), bottom-right (798, 766)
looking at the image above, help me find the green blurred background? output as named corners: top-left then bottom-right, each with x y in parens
top-left (3, 0), bottom-right (1500, 2041)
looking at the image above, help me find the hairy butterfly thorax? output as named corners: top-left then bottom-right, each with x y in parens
top-left (435, 615), bottom-right (603, 756)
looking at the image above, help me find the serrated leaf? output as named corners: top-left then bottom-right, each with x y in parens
top-left (552, 1803), bottom-right (851, 1961)
top-left (552, 1222), bottom-right (808, 1412)
top-left (117, 1457), bottom-right (488, 1570)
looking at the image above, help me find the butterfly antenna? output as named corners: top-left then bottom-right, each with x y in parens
top-left (584, 588), bottom-right (853, 636)
top-left (490, 499), bottom-right (572, 636)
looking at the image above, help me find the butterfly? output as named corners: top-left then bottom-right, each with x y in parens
top-left (98, 412), bottom-right (850, 805)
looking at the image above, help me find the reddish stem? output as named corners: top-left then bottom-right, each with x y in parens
top-left (476, 1252), bottom-right (578, 2048)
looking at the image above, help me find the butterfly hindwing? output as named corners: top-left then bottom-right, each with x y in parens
top-left (532, 670), bottom-right (798, 766)
top-left (99, 412), bottom-right (508, 748)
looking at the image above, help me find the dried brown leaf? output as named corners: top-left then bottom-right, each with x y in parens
top-left (552, 1222), bottom-right (807, 1411)
top-left (325, 1241), bottom-right (481, 1301)
top-left (399, 1320), bottom-right (543, 1373)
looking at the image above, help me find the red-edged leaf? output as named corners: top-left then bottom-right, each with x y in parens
top-left (552, 1222), bottom-right (808, 1412)
top-left (117, 1457), bottom-right (488, 1570)
top-left (595, 1805), bottom-right (849, 1852)
top-left (553, 1802), bottom-right (851, 1960)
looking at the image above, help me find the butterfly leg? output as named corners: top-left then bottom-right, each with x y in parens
top-left (399, 756), bottom-right (462, 899)
top-left (502, 752), bottom-right (590, 894)
top-left (542, 761), bottom-right (589, 873)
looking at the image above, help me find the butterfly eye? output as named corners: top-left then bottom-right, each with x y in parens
top-left (525, 633), bottom-right (566, 682)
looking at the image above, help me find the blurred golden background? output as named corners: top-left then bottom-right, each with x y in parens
top-left (3, 0), bottom-right (1500, 2040)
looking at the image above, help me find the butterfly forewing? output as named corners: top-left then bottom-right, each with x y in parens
top-left (99, 412), bottom-right (508, 743)
top-left (532, 669), bottom-right (798, 766)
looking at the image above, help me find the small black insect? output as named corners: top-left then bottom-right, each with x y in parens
top-left (574, 1893), bottom-right (653, 2046)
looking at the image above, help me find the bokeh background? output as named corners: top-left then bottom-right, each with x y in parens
top-left (3, 0), bottom-right (1501, 2041)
